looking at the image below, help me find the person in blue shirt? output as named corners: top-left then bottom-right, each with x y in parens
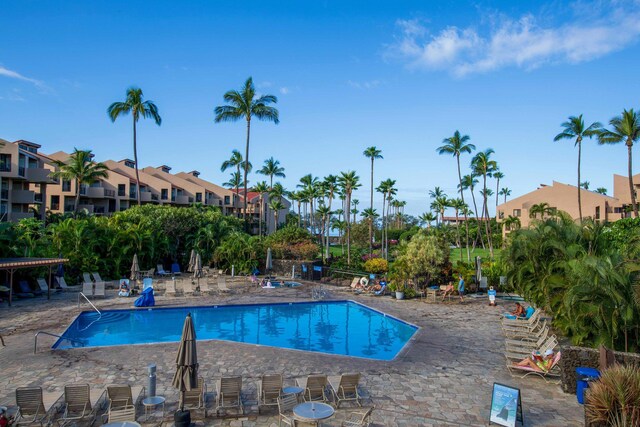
top-left (458, 274), bottom-right (465, 303)
top-left (488, 286), bottom-right (497, 306)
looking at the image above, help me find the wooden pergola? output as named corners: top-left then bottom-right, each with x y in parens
top-left (0, 258), bottom-right (69, 306)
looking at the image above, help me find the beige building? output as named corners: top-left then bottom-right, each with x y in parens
top-left (497, 175), bottom-right (639, 232)
top-left (0, 139), bottom-right (57, 221)
top-left (175, 170), bottom-right (240, 215)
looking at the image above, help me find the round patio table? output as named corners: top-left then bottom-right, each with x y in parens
top-left (293, 402), bottom-right (334, 425)
top-left (103, 422), bottom-right (141, 427)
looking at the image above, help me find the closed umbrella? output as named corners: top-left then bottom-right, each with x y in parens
top-left (172, 313), bottom-right (198, 411)
top-left (266, 247), bottom-right (273, 273)
top-left (187, 249), bottom-right (196, 273)
top-left (130, 253), bottom-right (140, 281)
top-left (192, 253), bottom-right (203, 290)
top-left (475, 256), bottom-right (482, 290)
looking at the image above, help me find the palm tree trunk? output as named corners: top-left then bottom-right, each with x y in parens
top-left (381, 196), bottom-right (386, 257)
top-left (455, 208), bottom-right (462, 261)
top-left (495, 177), bottom-right (500, 208)
top-left (132, 116), bottom-right (141, 206)
top-left (369, 158), bottom-right (374, 255)
top-left (346, 192), bottom-right (351, 266)
top-left (325, 194), bottom-right (333, 261)
top-left (483, 173), bottom-right (494, 257)
top-left (243, 119), bottom-right (251, 226)
top-left (297, 201), bottom-right (301, 227)
top-left (577, 138), bottom-right (583, 223)
top-left (627, 140), bottom-right (638, 218)
top-left (259, 195), bottom-right (263, 236)
top-left (457, 157), bottom-right (471, 262)
top-left (471, 186), bottom-right (484, 249)
top-left (74, 179), bottom-right (80, 214)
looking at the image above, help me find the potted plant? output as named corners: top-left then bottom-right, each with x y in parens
top-left (388, 258), bottom-right (411, 300)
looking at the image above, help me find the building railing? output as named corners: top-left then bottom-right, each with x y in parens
top-left (104, 189), bottom-right (115, 198)
top-left (79, 187), bottom-right (87, 195)
top-left (34, 193), bottom-right (43, 203)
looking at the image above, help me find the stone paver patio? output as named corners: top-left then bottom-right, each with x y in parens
top-left (0, 279), bottom-right (583, 426)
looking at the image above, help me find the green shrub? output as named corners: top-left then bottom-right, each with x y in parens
top-left (585, 364), bottom-right (640, 426)
top-left (363, 258), bottom-right (389, 274)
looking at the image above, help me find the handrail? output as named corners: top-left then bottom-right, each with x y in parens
top-left (34, 331), bottom-right (84, 354)
top-left (77, 292), bottom-right (101, 315)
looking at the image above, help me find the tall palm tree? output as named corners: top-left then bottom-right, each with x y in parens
top-left (214, 77), bottom-right (279, 223)
top-left (493, 170), bottom-right (504, 208)
top-left (316, 204), bottom-right (332, 261)
top-left (253, 181), bottom-right (269, 236)
top-left (107, 87), bottom-right (161, 206)
top-left (363, 147), bottom-right (382, 248)
top-left (499, 187), bottom-right (511, 204)
top-left (554, 115), bottom-right (602, 222)
top-left (351, 199), bottom-right (360, 223)
top-left (268, 198), bottom-right (285, 232)
top-left (430, 195), bottom-right (449, 225)
top-left (322, 174), bottom-right (338, 259)
top-left (419, 212), bottom-right (437, 229)
top-left (222, 171), bottom-right (244, 192)
top-left (437, 130), bottom-right (475, 261)
top-left (599, 109), bottom-right (640, 218)
top-left (472, 149), bottom-right (498, 257)
top-left (257, 157), bottom-right (285, 189)
top-left (221, 149), bottom-right (252, 197)
top-left (337, 171), bottom-right (361, 265)
top-left (361, 207), bottom-right (379, 255)
top-left (460, 174), bottom-right (483, 248)
top-left (298, 174), bottom-right (319, 233)
top-left (377, 178), bottom-right (396, 259)
top-left (51, 149), bottom-right (109, 214)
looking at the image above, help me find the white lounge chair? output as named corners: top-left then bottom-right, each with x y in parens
top-left (94, 281), bottom-right (106, 298)
top-left (156, 264), bottom-right (170, 277)
top-left (182, 377), bottom-right (207, 417)
top-left (59, 383), bottom-right (94, 426)
top-left (82, 282), bottom-right (93, 297)
top-left (82, 273), bottom-right (93, 284)
top-left (508, 351), bottom-right (562, 383)
top-left (217, 276), bottom-right (231, 293)
top-left (56, 277), bottom-right (81, 292)
top-left (342, 407), bottom-right (374, 427)
top-left (36, 278), bottom-right (49, 293)
top-left (277, 393), bottom-right (298, 427)
top-left (182, 280), bottom-right (194, 295)
top-left (329, 373), bottom-right (362, 407)
top-left (15, 387), bottom-right (48, 426)
top-left (91, 272), bottom-right (103, 283)
top-left (505, 335), bottom-right (558, 363)
top-left (165, 280), bottom-right (176, 296)
top-left (258, 373), bottom-right (283, 411)
top-left (215, 376), bottom-right (243, 415)
top-left (296, 374), bottom-right (329, 403)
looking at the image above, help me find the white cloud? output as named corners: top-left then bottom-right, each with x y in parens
top-left (0, 65), bottom-right (45, 88)
top-left (279, 87), bottom-right (290, 95)
top-left (386, 1), bottom-right (640, 76)
top-left (348, 79), bottom-right (382, 90)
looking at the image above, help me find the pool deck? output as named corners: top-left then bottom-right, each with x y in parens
top-left (0, 279), bottom-right (584, 426)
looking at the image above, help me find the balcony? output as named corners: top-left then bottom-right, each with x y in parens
top-left (129, 191), bottom-right (137, 200)
top-left (25, 167), bottom-right (55, 183)
top-left (77, 204), bottom-right (94, 213)
top-left (34, 193), bottom-right (43, 203)
top-left (83, 187), bottom-right (115, 198)
top-left (12, 190), bottom-right (35, 204)
top-left (140, 192), bottom-right (160, 203)
top-left (174, 195), bottom-right (190, 205)
top-left (8, 212), bottom-right (34, 222)
top-left (18, 166), bottom-right (25, 177)
top-left (105, 189), bottom-right (115, 198)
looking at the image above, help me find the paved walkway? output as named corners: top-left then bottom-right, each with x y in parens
top-left (0, 280), bottom-right (583, 426)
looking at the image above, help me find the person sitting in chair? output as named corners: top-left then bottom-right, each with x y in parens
top-left (441, 281), bottom-right (455, 301)
top-left (514, 349), bottom-right (555, 372)
top-left (510, 302), bottom-right (526, 317)
top-left (118, 279), bottom-right (130, 297)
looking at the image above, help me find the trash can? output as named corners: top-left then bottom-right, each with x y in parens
top-left (576, 367), bottom-right (601, 404)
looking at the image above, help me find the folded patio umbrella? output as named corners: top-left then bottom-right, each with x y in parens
top-left (130, 253), bottom-right (140, 281)
top-left (266, 247), bottom-right (272, 272)
top-left (172, 313), bottom-right (198, 411)
top-left (192, 253), bottom-right (203, 288)
top-left (187, 249), bottom-right (196, 273)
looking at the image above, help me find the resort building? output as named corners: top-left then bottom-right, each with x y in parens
top-left (496, 176), bottom-right (639, 232)
top-left (175, 170), bottom-right (242, 215)
top-left (234, 189), bottom-right (291, 235)
top-left (0, 139), bottom-right (57, 222)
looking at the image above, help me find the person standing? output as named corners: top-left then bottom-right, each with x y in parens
top-left (458, 274), bottom-right (465, 303)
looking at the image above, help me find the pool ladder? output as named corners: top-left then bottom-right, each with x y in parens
top-left (34, 331), bottom-right (84, 354)
top-left (77, 292), bottom-right (101, 315)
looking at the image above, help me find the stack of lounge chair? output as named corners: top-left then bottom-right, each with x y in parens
top-left (502, 306), bottom-right (562, 382)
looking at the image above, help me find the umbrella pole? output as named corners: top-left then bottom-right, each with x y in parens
top-left (48, 265), bottom-right (52, 300)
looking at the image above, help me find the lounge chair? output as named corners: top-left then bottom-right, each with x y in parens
top-left (15, 387), bottom-right (47, 426)
top-left (182, 280), bottom-right (194, 295)
top-left (36, 278), bottom-right (52, 294)
top-left (342, 407), bottom-right (374, 427)
top-left (296, 374), bottom-right (329, 402)
top-left (329, 373), bottom-right (362, 408)
top-left (142, 277), bottom-right (153, 291)
top-left (182, 377), bottom-right (207, 417)
top-left (258, 373), bottom-right (283, 411)
top-left (199, 281), bottom-right (212, 294)
top-left (171, 263), bottom-right (182, 275)
top-left (165, 280), bottom-right (177, 296)
top-left (82, 282), bottom-right (93, 297)
top-left (107, 405), bottom-right (136, 423)
top-left (277, 393), bottom-right (298, 427)
top-left (91, 272), bottom-right (103, 283)
top-left (349, 277), bottom-right (361, 291)
top-left (94, 281), bottom-right (106, 298)
top-left (56, 277), bottom-right (81, 292)
top-left (373, 284), bottom-right (387, 297)
top-left (18, 280), bottom-right (41, 297)
top-left (508, 351), bottom-right (562, 383)
top-left (215, 376), bottom-right (243, 415)
top-left (504, 325), bottom-right (550, 349)
top-left (217, 276), bottom-right (231, 293)
top-left (82, 273), bottom-right (93, 284)
top-left (502, 307), bottom-right (538, 325)
top-left (156, 264), bottom-right (170, 277)
top-left (106, 384), bottom-right (144, 411)
top-left (505, 335), bottom-right (558, 363)
top-left (58, 384), bottom-right (94, 426)
top-left (142, 268), bottom-right (155, 278)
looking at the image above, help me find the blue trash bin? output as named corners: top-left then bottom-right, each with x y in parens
top-left (576, 367), bottom-right (601, 404)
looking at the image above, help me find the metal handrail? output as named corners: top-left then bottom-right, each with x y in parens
top-left (34, 331), bottom-right (84, 354)
top-left (77, 292), bottom-right (101, 315)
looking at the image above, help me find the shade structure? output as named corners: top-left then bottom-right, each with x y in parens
top-left (130, 254), bottom-right (140, 281)
top-left (266, 247), bottom-right (273, 272)
top-left (172, 313), bottom-right (198, 410)
top-left (187, 249), bottom-right (196, 273)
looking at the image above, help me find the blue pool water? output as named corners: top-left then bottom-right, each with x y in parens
top-left (53, 301), bottom-right (417, 360)
top-left (263, 281), bottom-right (301, 288)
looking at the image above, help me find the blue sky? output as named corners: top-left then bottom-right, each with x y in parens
top-left (1, 0), bottom-right (640, 217)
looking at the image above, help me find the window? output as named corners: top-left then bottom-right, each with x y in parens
top-left (124, 160), bottom-right (135, 168)
top-left (161, 189), bottom-right (168, 200)
top-left (0, 154), bottom-right (10, 172)
top-left (498, 211), bottom-right (504, 219)
top-left (196, 193), bottom-right (202, 203)
top-left (595, 206), bottom-right (601, 220)
top-left (62, 180), bottom-right (71, 192)
top-left (118, 184), bottom-right (126, 197)
top-left (513, 209), bottom-right (521, 217)
top-left (50, 195), bottom-right (60, 211)
top-left (224, 195), bottom-right (230, 205)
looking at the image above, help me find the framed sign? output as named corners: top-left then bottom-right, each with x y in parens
top-left (490, 383), bottom-right (524, 426)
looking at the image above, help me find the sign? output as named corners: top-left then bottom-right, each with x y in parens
top-left (490, 383), bottom-right (524, 427)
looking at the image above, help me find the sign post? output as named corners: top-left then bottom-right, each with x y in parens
top-left (490, 383), bottom-right (524, 426)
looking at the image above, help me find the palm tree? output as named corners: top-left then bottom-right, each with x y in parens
top-left (377, 178), bottom-right (396, 259)
top-left (361, 207), bottom-right (379, 254)
top-left (257, 157), bottom-right (285, 189)
top-left (472, 149), bottom-right (498, 256)
top-left (554, 115), bottom-right (602, 223)
top-left (322, 175), bottom-right (338, 259)
top-left (529, 202), bottom-right (552, 219)
top-left (298, 174), bottom-right (320, 233)
top-left (253, 181), bottom-right (269, 236)
top-left (599, 109), bottom-right (640, 218)
top-left (268, 198), bottom-right (285, 232)
top-left (214, 77), bottom-right (279, 223)
top-left (363, 147), bottom-right (382, 247)
top-left (581, 181), bottom-right (590, 190)
top-left (337, 171), bottom-right (361, 265)
top-left (223, 171), bottom-right (244, 192)
top-left (428, 186), bottom-right (445, 225)
top-left (503, 215), bottom-right (521, 231)
top-left (221, 150), bottom-right (252, 197)
top-left (351, 199), bottom-right (360, 223)
top-left (419, 212), bottom-right (437, 229)
top-left (51, 149), bottom-right (109, 214)
top-left (499, 187), bottom-right (512, 204)
top-left (451, 198), bottom-right (467, 261)
top-left (107, 87), bottom-right (161, 206)
top-left (595, 187), bottom-right (608, 195)
top-left (460, 174), bottom-right (483, 248)
top-left (493, 171), bottom-right (504, 208)
top-left (437, 130), bottom-right (475, 261)
top-left (288, 190), bottom-right (303, 227)
top-left (316, 204), bottom-right (332, 261)
top-left (430, 195), bottom-right (449, 225)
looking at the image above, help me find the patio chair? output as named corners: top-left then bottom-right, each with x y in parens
top-left (56, 277), bottom-right (81, 291)
top-left (349, 277), bottom-right (361, 291)
top-left (258, 373), bottom-right (283, 411)
top-left (277, 393), bottom-right (298, 427)
top-left (142, 277), bottom-right (153, 291)
top-left (171, 263), bottom-right (182, 275)
top-left (58, 383), bottom-right (94, 426)
top-left (199, 281), bottom-right (212, 294)
top-left (217, 276), bottom-right (231, 293)
top-left (82, 282), bottom-right (93, 297)
top-left (165, 280), bottom-right (177, 296)
top-left (342, 407), bottom-right (374, 427)
top-left (508, 351), bottom-right (562, 383)
top-left (505, 335), bottom-right (558, 363)
top-left (215, 376), bottom-right (243, 415)
top-left (329, 373), bottom-right (362, 408)
top-left (502, 307), bottom-right (538, 326)
top-left (504, 325), bottom-right (550, 349)
top-left (93, 281), bottom-right (106, 298)
top-left (143, 268), bottom-right (155, 278)
top-left (182, 280), bottom-right (194, 295)
top-left (182, 377), bottom-right (207, 417)
top-left (82, 273), bottom-right (93, 284)
top-left (15, 386), bottom-right (47, 426)
top-left (107, 405), bottom-right (136, 423)
top-left (156, 264), bottom-right (170, 277)
top-left (91, 272), bottom-right (103, 283)
top-left (296, 374), bottom-right (329, 402)
top-left (18, 280), bottom-right (41, 297)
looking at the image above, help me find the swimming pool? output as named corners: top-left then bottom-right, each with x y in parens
top-left (54, 301), bottom-right (418, 361)
top-left (262, 281), bottom-right (301, 288)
